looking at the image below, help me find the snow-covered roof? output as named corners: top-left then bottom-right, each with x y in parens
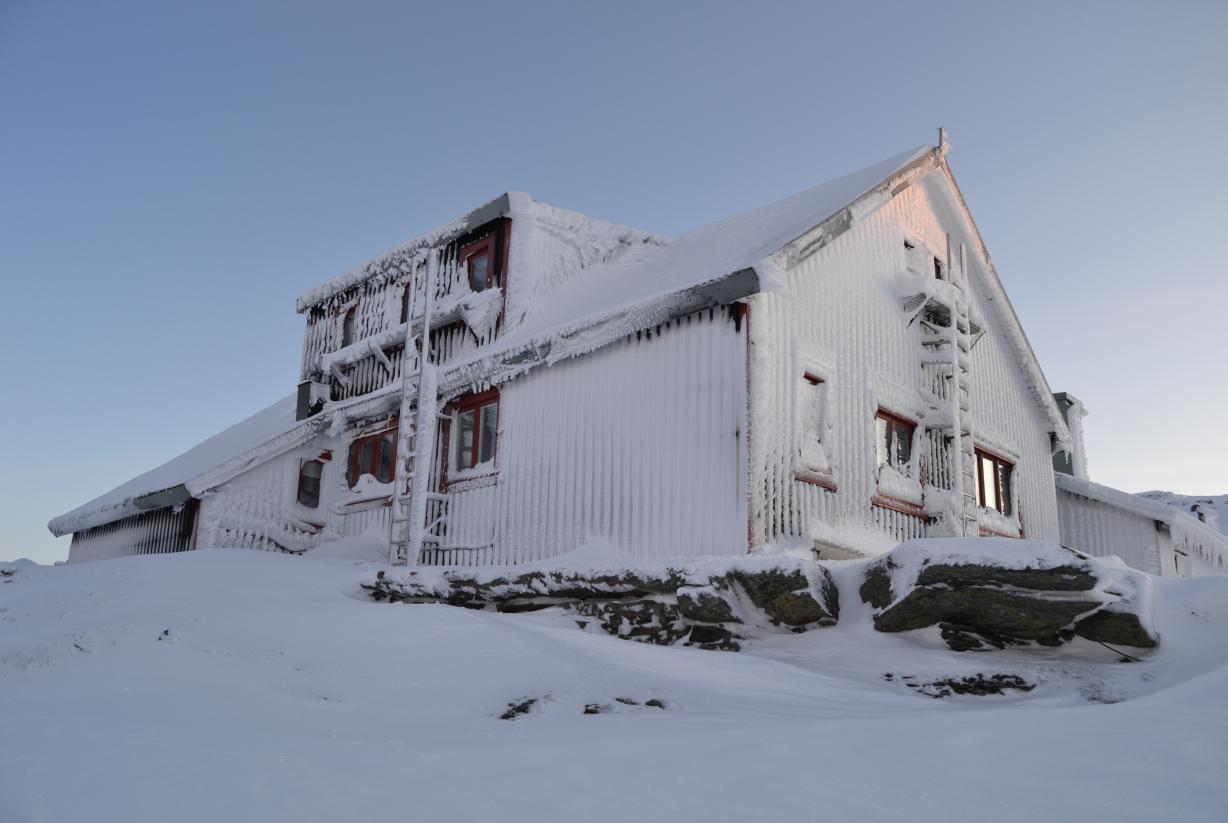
top-left (1055, 473), bottom-right (1228, 552)
top-left (48, 395), bottom-right (304, 537)
top-left (494, 146), bottom-right (932, 352)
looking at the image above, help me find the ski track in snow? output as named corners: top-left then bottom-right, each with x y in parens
top-left (2, 548), bottom-right (1226, 823)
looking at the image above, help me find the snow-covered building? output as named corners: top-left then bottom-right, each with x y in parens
top-left (1047, 395), bottom-right (1227, 576)
top-left (48, 138), bottom-right (1228, 575)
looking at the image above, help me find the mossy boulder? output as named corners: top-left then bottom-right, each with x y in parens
top-left (874, 587), bottom-right (1100, 639)
top-left (916, 563), bottom-right (1096, 592)
top-left (676, 587), bottom-right (740, 624)
top-left (1073, 609), bottom-right (1157, 648)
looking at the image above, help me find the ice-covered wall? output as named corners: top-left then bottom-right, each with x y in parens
top-left (747, 168), bottom-right (1060, 554)
top-left (196, 443), bottom-right (340, 554)
top-left (425, 308), bottom-right (748, 565)
top-left (67, 503), bottom-right (197, 563)
top-left (1056, 473), bottom-right (1228, 577)
top-left (1055, 484), bottom-right (1164, 575)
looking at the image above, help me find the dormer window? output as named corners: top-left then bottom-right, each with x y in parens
top-left (461, 235), bottom-right (498, 293)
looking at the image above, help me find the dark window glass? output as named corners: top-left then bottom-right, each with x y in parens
top-left (297, 460), bottom-right (323, 508)
top-left (376, 432), bottom-right (395, 483)
top-left (348, 428), bottom-right (397, 487)
top-left (457, 409), bottom-right (476, 469)
top-left (468, 252), bottom-right (490, 292)
top-left (479, 403), bottom-right (498, 464)
top-left (975, 449), bottom-right (1015, 516)
top-left (342, 307), bottom-right (357, 347)
top-left (875, 412), bottom-right (915, 470)
top-left (400, 286), bottom-right (410, 324)
top-left (452, 395), bottom-right (499, 474)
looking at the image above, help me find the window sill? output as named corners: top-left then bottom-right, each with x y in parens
top-left (335, 495), bottom-right (392, 514)
top-left (871, 494), bottom-right (926, 519)
top-left (795, 470), bottom-right (837, 492)
top-left (445, 471), bottom-right (499, 494)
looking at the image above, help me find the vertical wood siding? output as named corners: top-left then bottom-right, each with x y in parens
top-left (423, 308), bottom-right (748, 565)
top-left (748, 174), bottom-right (1060, 552)
top-left (67, 501), bottom-right (198, 563)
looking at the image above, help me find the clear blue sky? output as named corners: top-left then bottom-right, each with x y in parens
top-left (3, 1), bottom-right (1225, 563)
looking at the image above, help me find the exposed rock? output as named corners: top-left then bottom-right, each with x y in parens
top-left (728, 566), bottom-right (839, 627)
top-left (728, 568), bottom-right (809, 608)
top-left (676, 587), bottom-right (740, 624)
top-left (1073, 609), bottom-right (1158, 648)
top-left (644, 699), bottom-right (667, 709)
top-left (762, 591), bottom-right (833, 628)
top-left (573, 600), bottom-right (690, 646)
top-left (916, 563), bottom-right (1096, 592)
top-left (874, 587), bottom-right (1099, 639)
top-left (685, 624), bottom-right (740, 651)
top-left (859, 560), bottom-right (896, 609)
top-left (938, 623), bottom-right (989, 652)
top-left (909, 673), bottom-right (1035, 698)
top-left (499, 697), bottom-right (539, 720)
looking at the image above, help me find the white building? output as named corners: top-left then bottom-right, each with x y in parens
top-left (48, 139), bottom-right (1228, 575)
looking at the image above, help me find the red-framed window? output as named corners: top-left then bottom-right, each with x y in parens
top-left (348, 425), bottom-right (397, 487)
top-left (976, 448), bottom-right (1014, 516)
top-left (450, 389), bottom-right (499, 473)
top-left (874, 409), bottom-right (915, 470)
top-left (341, 306), bottom-right (357, 348)
top-left (460, 234), bottom-right (499, 293)
top-left (297, 460), bottom-right (323, 508)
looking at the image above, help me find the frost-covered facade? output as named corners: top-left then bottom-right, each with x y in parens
top-left (48, 140), bottom-right (1226, 575)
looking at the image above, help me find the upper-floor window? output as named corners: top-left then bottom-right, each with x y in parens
top-left (297, 460), bottom-right (323, 508)
top-left (461, 235), bottom-right (499, 293)
top-left (933, 257), bottom-right (944, 280)
top-left (348, 426), bottom-right (396, 487)
top-left (454, 389), bottom-right (499, 471)
top-left (976, 449), bottom-right (1014, 516)
top-left (874, 409), bottom-right (915, 470)
top-left (342, 306), bottom-right (357, 348)
top-left (400, 285), bottom-right (411, 324)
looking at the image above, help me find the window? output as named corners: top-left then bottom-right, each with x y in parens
top-left (976, 448), bottom-right (1014, 516)
top-left (400, 285), bottom-right (411, 324)
top-left (798, 371), bottom-right (832, 479)
top-left (874, 410), bottom-right (915, 470)
top-left (348, 427), bottom-right (397, 487)
top-left (933, 257), bottom-right (944, 280)
top-left (341, 306), bottom-right (357, 348)
top-left (461, 235), bottom-right (498, 293)
top-left (453, 390), bottom-right (499, 471)
top-left (297, 460), bottom-right (323, 508)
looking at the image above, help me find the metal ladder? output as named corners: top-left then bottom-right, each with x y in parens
top-left (949, 301), bottom-right (979, 536)
top-left (389, 252), bottom-right (443, 565)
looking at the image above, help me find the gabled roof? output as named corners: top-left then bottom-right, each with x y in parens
top-left (492, 146), bottom-right (932, 353)
top-left (51, 142), bottom-right (1071, 536)
top-left (48, 395), bottom-right (303, 537)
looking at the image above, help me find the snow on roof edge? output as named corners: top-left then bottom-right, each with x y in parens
top-left (48, 394), bottom-right (302, 537)
top-left (1054, 472), bottom-right (1228, 550)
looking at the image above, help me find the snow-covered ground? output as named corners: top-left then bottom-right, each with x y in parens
top-left (3, 544), bottom-right (1227, 822)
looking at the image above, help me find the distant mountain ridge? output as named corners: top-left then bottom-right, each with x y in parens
top-left (1138, 491), bottom-right (1228, 538)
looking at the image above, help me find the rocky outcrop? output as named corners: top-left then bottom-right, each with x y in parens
top-left (363, 561), bottom-right (840, 651)
top-left (860, 548), bottom-right (1158, 652)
